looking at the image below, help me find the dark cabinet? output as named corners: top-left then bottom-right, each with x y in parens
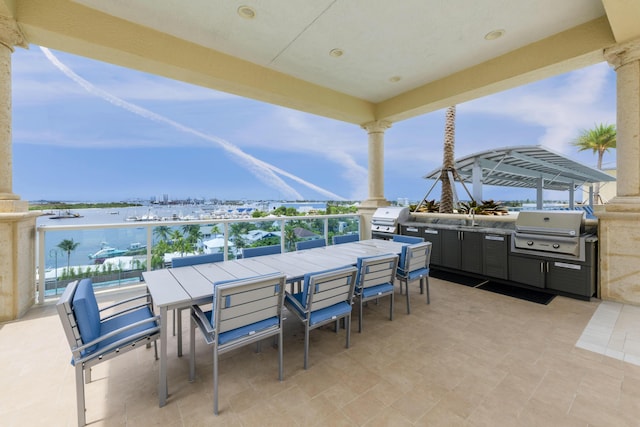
top-left (508, 254), bottom-right (546, 288)
top-left (483, 234), bottom-right (509, 280)
top-left (400, 225), bottom-right (442, 265)
top-left (441, 229), bottom-right (483, 274)
top-left (508, 241), bottom-right (596, 297)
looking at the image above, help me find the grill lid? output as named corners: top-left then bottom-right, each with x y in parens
top-left (513, 210), bottom-right (585, 257)
top-left (371, 207), bottom-right (410, 233)
top-left (515, 210), bottom-right (584, 237)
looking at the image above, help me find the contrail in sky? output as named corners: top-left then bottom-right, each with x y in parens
top-left (40, 47), bottom-right (346, 201)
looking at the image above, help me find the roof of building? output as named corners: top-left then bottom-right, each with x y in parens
top-left (423, 145), bottom-right (616, 191)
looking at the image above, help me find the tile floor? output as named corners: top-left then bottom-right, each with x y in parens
top-left (2, 277), bottom-right (640, 426)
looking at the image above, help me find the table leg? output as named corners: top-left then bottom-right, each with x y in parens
top-left (159, 306), bottom-right (168, 407)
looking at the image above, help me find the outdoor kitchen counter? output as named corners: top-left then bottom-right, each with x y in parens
top-left (401, 220), bottom-right (514, 235)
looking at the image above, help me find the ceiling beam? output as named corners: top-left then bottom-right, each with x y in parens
top-left (375, 17), bottom-right (616, 122)
top-left (14, 0), bottom-right (376, 124)
top-left (601, 0), bottom-right (640, 43)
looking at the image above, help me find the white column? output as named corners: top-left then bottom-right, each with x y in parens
top-left (597, 38), bottom-right (640, 305)
top-left (358, 120), bottom-right (391, 238)
top-left (0, 16), bottom-right (26, 206)
top-left (0, 17), bottom-right (39, 322)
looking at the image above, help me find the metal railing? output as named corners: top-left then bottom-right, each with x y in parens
top-left (36, 213), bottom-right (361, 303)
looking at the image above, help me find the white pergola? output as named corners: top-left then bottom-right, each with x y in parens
top-left (423, 145), bottom-right (617, 209)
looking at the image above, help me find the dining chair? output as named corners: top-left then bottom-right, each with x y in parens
top-left (241, 244), bottom-right (281, 258)
top-left (171, 252), bottom-right (224, 355)
top-left (332, 233), bottom-right (360, 245)
top-left (57, 279), bottom-right (159, 426)
top-left (296, 239), bottom-right (326, 250)
top-left (284, 266), bottom-right (358, 369)
top-left (189, 273), bottom-right (286, 414)
top-left (392, 234), bottom-right (424, 244)
top-left (353, 253), bottom-right (399, 332)
top-left (396, 242), bottom-right (432, 314)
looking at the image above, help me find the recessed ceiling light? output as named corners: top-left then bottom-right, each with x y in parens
top-left (237, 6), bottom-right (256, 19)
top-left (389, 76), bottom-right (402, 83)
top-left (484, 29), bottom-right (505, 40)
top-left (329, 48), bottom-right (344, 57)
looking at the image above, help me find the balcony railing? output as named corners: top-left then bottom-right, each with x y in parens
top-left (36, 213), bottom-right (361, 303)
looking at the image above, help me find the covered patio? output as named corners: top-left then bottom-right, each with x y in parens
top-left (2, 1), bottom-right (640, 425)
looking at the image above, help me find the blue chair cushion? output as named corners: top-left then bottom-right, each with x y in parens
top-left (172, 252), bottom-right (223, 267)
top-left (407, 267), bottom-right (429, 281)
top-left (204, 311), bottom-right (279, 345)
top-left (72, 279), bottom-right (101, 353)
top-left (309, 301), bottom-right (352, 326)
top-left (360, 282), bottom-right (394, 299)
top-left (96, 307), bottom-right (157, 352)
top-left (393, 235), bottom-right (424, 244)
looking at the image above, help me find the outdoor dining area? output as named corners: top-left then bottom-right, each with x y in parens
top-left (2, 238), bottom-right (639, 426)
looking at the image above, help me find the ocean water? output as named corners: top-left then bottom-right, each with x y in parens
top-left (39, 203), bottom-right (327, 269)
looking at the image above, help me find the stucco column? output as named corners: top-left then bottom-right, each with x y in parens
top-left (597, 38), bottom-right (640, 305)
top-left (358, 120), bottom-right (391, 238)
top-left (0, 16), bottom-right (39, 321)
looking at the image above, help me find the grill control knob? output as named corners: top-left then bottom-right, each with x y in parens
top-left (527, 241), bottom-right (534, 246)
top-left (553, 244), bottom-right (560, 249)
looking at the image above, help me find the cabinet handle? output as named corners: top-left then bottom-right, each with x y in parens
top-left (546, 262), bottom-right (550, 273)
top-left (540, 262), bottom-right (544, 273)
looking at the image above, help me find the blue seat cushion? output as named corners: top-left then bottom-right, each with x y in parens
top-left (96, 307), bottom-right (157, 352)
top-left (407, 268), bottom-right (429, 281)
top-left (72, 279), bottom-right (101, 353)
top-left (204, 311), bottom-right (279, 345)
top-left (309, 301), bottom-right (352, 326)
top-left (360, 282), bottom-right (394, 299)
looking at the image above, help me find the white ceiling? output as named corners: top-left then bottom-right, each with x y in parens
top-left (71, 0), bottom-right (606, 102)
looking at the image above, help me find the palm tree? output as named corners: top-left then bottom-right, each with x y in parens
top-left (439, 105), bottom-right (456, 213)
top-left (573, 123), bottom-right (617, 203)
top-left (57, 239), bottom-right (79, 273)
top-left (153, 225), bottom-right (171, 242)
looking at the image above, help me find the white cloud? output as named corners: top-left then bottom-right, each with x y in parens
top-left (460, 62), bottom-right (616, 154)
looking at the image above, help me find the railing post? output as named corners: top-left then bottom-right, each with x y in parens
top-left (223, 222), bottom-right (229, 260)
top-left (280, 219), bottom-right (286, 253)
top-left (146, 224), bottom-right (152, 271)
top-left (37, 227), bottom-right (46, 304)
top-left (324, 218), bottom-right (329, 244)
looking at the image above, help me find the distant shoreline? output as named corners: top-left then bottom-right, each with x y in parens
top-left (29, 202), bottom-right (142, 211)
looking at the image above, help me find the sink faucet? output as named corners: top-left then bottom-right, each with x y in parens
top-left (469, 207), bottom-right (477, 227)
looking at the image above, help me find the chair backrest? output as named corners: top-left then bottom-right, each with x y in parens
top-left (303, 266), bottom-right (357, 313)
top-left (398, 242), bottom-right (432, 277)
top-left (392, 235), bottom-right (424, 244)
top-left (356, 254), bottom-right (398, 291)
top-left (213, 273), bottom-right (286, 344)
top-left (296, 239), bottom-right (326, 251)
top-left (241, 244), bottom-right (281, 258)
top-left (172, 252), bottom-right (223, 268)
top-left (332, 234), bottom-right (360, 245)
top-left (57, 279), bottom-right (85, 354)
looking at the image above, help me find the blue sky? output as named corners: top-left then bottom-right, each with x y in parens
top-left (12, 46), bottom-right (617, 203)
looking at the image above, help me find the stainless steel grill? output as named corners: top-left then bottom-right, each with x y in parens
top-left (511, 210), bottom-right (587, 259)
top-left (371, 207), bottom-right (410, 237)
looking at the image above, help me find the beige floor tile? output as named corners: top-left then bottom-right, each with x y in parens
top-left (5, 279), bottom-right (640, 426)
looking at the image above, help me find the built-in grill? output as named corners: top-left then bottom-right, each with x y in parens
top-left (371, 207), bottom-right (410, 239)
top-left (511, 210), bottom-right (588, 260)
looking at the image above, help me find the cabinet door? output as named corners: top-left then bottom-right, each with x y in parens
top-left (508, 255), bottom-right (545, 288)
top-left (422, 228), bottom-right (442, 266)
top-left (546, 261), bottom-right (594, 297)
top-left (483, 234), bottom-right (508, 279)
top-left (440, 229), bottom-right (461, 269)
top-left (460, 231), bottom-right (483, 274)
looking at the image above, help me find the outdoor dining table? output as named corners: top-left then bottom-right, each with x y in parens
top-left (143, 238), bottom-right (406, 407)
